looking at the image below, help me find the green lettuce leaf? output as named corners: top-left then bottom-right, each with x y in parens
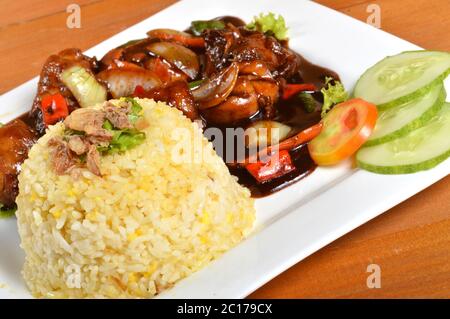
top-left (0, 203), bottom-right (16, 219)
top-left (246, 12), bottom-right (288, 41)
top-left (190, 20), bottom-right (225, 36)
top-left (321, 77), bottom-right (349, 118)
top-left (298, 92), bottom-right (317, 113)
top-left (110, 131), bottom-right (146, 154)
top-left (125, 97), bottom-right (143, 124)
top-left (101, 119), bottom-right (146, 155)
top-left (97, 98), bottom-right (147, 155)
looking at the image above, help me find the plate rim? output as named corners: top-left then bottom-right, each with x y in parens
top-left (0, 0), bottom-right (449, 299)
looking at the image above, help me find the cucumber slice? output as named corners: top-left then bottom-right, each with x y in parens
top-left (61, 66), bottom-right (107, 108)
top-left (357, 103), bottom-right (450, 174)
top-left (354, 50), bottom-right (450, 109)
top-left (364, 83), bottom-right (446, 146)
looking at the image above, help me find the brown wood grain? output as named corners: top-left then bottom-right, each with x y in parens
top-left (0, 0), bottom-right (177, 94)
top-left (0, 0), bottom-right (449, 298)
top-left (317, 0), bottom-right (450, 51)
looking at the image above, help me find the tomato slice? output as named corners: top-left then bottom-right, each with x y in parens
top-left (308, 98), bottom-right (377, 166)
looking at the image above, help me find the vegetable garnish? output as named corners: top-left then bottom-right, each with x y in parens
top-left (282, 83), bottom-right (317, 100)
top-left (357, 102), bottom-right (450, 174)
top-left (353, 51), bottom-right (450, 109)
top-left (308, 98), bottom-right (377, 166)
top-left (40, 93), bottom-right (69, 126)
top-left (60, 65), bottom-right (107, 108)
top-left (233, 123), bottom-right (322, 167)
top-left (50, 99), bottom-right (148, 176)
top-left (125, 97), bottom-right (144, 124)
top-left (190, 20), bottom-right (225, 35)
top-left (98, 98), bottom-right (146, 155)
top-left (245, 120), bottom-right (292, 149)
top-left (298, 92), bottom-right (317, 113)
top-left (191, 62), bottom-right (239, 109)
top-left (365, 84), bottom-right (446, 147)
top-left (146, 41), bottom-right (200, 79)
top-left (277, 123), bottom-right (323, 152)
top-left (0, 203), bottom-right (16, 219)
top-left (320, 77), bottom-right (348, 118)
top-left (246, 150), bottom-right (295, 183)
top-left (99, 125), bottom-right (146, 155)
top-left (246, 12), bottom-right (289, 41)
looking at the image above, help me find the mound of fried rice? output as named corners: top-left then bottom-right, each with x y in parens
top-left (16, 98), bottom-right (255, 298)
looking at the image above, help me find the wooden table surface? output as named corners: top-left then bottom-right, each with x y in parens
top-left (1, 0), bottom-right (449, 298)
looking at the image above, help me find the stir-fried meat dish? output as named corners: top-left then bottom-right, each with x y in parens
top-left (0, 120), bottom-right (36, 208)
top-left (1, 15), bottom-right (340, 210)
top-left (30, 49), bottom-right (100, 135)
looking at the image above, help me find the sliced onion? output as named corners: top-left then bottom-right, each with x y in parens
top-left (60, 65), bottom-right (107, 108)
top-left (147, 29), bottom-right (204, 47)
top-left (191, 62), bottom-right (239, 109)
top-left (97, 69), bottom-right (162, 98)
top-left (244, 120), bottom-right (292, 149)
top-left (147, 28), bottom-right (191, 40)
top-left (146, 41), bottom-right (199, 79)
top-left (144, 57), bottom-right (188, 84)
top-left (100, 48), bottom-right (123, 69)
top-left (99, 47), bottom-right (144, 70)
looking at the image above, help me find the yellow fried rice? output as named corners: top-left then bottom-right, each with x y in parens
top-left (16, 98), bottom-right (255, 298)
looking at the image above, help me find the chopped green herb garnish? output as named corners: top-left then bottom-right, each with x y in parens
top-left (246, 12), bottom-right (288, 41)
top-left (104, 130), bottom-right (146, 155)
top-left (298, 92), bottom-right (317, 113)
top-left (125, 97), bottom-right (143, 124)
top-left (320, 77), bottom-right (348, 118)
top-left (0, 123), bottom-right (4, 128)
top-left (98, 99), bottom-right (146, 155)
top-left (0, 203), bottom-right (16, 219)
top-left (125, 97), bottom-right (143, 113)
top-left (190, 20), bottom-right (225, 36)
top-left (102, 119), bottom-right (114, 131)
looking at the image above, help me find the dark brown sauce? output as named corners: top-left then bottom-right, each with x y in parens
top-left (17, 112), bottom-right (38, 128)
top-left (298, 55), bottom-right (339, 89)
top-left (217, 54), bottom-right (339, 197)
top-left (229, 144), bottom-right (316, 197)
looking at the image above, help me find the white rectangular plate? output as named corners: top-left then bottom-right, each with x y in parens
top-left (0, 0), bottom-right (449, 298)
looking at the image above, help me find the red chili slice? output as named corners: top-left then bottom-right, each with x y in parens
top-left (246, 150), bottom-right (295, 183)
top-left (40, 93), bottom-right (69, 126)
